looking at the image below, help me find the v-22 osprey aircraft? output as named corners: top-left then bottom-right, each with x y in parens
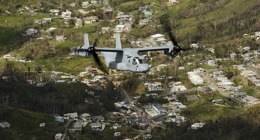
top-left (75, 33), bottom-right (186, 72)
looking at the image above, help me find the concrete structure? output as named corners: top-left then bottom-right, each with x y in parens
top-left (63, 112), bottom-right (78, 119)
top-left (169, 81), bottom-right (187, 92)
top-left (150, 34), bottom-right (166, 44)
top-left (83, 16), bottom-right (98, 24)
top-left (0, 122), bottom-right (10, 128)
top-left (49, 9), bottom-right (59, 15)
top-left (55, 133), bottom-right (63, 140)
top-left (82, 1), bottom-right (90, 8)
top-left (115, 24), bottom-right (125, 32)
top-left (56, 35), bottom-right (66, 42)
top-left (187, 72), bottom-right (203, 85)
top-left (61, 10), bottom-right (72, 19)
top-left (3, 53), bottom-right (16, 59)
top-left (191, 123), bottom-right (204, 130)
top-left (169, 0), bottom-right (179, 4)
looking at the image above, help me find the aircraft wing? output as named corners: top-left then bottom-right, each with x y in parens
top-left (95, 48), bottom-right (123, 52)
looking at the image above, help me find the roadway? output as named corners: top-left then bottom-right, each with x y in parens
top-left (200, 70), bottom-right (244, 105)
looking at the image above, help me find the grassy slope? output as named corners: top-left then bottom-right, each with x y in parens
top-left (180, 92), bottom-right (238, 122)
top-left (0, 105), bottom-right (64, 140)
top-left (173, 0), bottom-right (260, 43)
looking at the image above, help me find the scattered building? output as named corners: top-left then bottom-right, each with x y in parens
top-left (114, 132), bottom-right (121, 137)
top-left (169, 0), bottom-right (179, 4)
top-left (211, 99), bottom-right (224, 104)
top-left (24, 28), bottom-right (38, 36)
top-left (82, 1), bottom-right (90, 8)
top-left (42, 18), bottom-right (53, 24)
top-left (56, 35), bottom-right (66, 42)
top-left (139, 18), bottom-right (150, 26)
top-left (187, 72), bottom-right (204, 85)
top-left (0, 122), bottom-right (10, 128)
top-left (115, 24), bottom-right (125, 32)
top-left (64, 112), bottom-right (78, 119)
top-left (70, 120), bottom-right (83, 133)
top-left (55, 115), bottom-right (65, 123)
top-left (39, 123), bottom-right (45, 127)
top-left (230, 52), bottom-right (237, 60)
top-left (190, 43), bottom-right (199, 48)
top-left (70, 3), bottom-right (77, 7)
top-left (61, 10), bottom-right (72, 19)
top-left (3, 53), bottom-right (16, 59)
top-left (144, 82), bottom-right (162, 91)
top-left (150, 34), bottom-right (166, 44)
top-left (207, 60), bottom-right (216, 66)
top-left (191, 123), bottom-right (204, 130)
top-left (255, 31), bottom-right (260, 37)
top-left (83, 16), bottom-right (98, 24)
top-left (169, 81), bottom-right (187, 92)
top-left (55, 133), bottom-right (63, 140)
top-left (90, 122), bottom-right (102, 131)
top-left (49, 9), bottom-right (59, 15)
top-left (75, 18), bottom-right (83, 28)
top-left (185, 95), bottom-right (198, 101)
top-left (100, 27), bottom-right (111, 34)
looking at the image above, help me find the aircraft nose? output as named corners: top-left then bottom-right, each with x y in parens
top-left (138, 64), bottom-right (149, 72)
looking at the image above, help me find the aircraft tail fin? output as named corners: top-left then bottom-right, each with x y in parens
top-left (84, 34), bottom-right (90, 48)
top-left (115, 33), bottom-right (122, 49)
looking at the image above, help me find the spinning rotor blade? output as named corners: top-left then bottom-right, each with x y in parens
top-left (160, 13), bottom-right (191, 53)
top-left (89, 39), bottom-right (108, 74)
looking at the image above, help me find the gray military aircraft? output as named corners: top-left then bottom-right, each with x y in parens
top-left (75, 13), bottom-right (190, 73)
top-left (75, 33), bottom-right (189, 73)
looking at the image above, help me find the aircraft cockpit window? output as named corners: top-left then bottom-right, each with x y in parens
top-left (139, 59), bottom-right (143, 64)
top-left (132, 59), bottom-right (137, 65)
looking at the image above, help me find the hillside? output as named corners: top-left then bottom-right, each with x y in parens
top-left (0, 105), bottom-right (64, 140)
top-left (151, 105), bottom-right (260, 140)
top-left (0, 0), bottom-right (259, 74)
top-left (0, 0), bottom-right (260, 139)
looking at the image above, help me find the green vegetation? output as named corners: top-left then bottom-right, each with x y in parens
top-left (152, 105), bottom-right (260, 140)
top-left (181, 92), bottom-right (238, 121)
top-left (0, 0), bottom-right (260, 139)
top-left (0, 105), bottom-right (64, 140)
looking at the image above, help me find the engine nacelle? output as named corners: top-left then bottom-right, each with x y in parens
top-left (77, 51), bottom-right (91, 57)
top-left (76, 46), bottom-right (91, 57)
top-left (164, 45), bottom-right (178, 56)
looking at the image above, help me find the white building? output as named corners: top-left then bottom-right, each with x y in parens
top-left (150, 34), bottom-right (166, 44)
top-left (78, 9), bottom-right (88, 15)
top-left (3, 53), bottom-right (16, 59)
top-left (24, 28), bottom-right (38, 36)
top-left (83, 16), bottom-right (98, 24)
top-left (56, 35), bottom-right (66, 42)
top-left (55, 133), bottom-right (63, 140)
top-left (82, 1), bottom-right (90, 8)
top-left (169, 0), bottom-right (179, 4)
top-left (75, 18), bottom-right (83, 28)
top-left (64, 112), bottom-right (78, 119)
top-left (207, 60), bottom-right (216, 66)
top-left (187, 72), bottom-right (203, 85)
top-left (61, 10), bottom-right (72, 19)
top-left (115, 24), bottom-right (125, 32)
top-left (0, 122), bottom-right (10, 128)
top-left (49, 9), bottom-right (59, 15)
top-left (255, 31), bottom-right (260, 37)
top-left (169, 81), bottom-right (187, 92)
top-left (39, 123), bottom-right (45, 127)
top-left (190, 43), bottom-right (199, 48)
top-left (191, 123), bottom-right (205, 130)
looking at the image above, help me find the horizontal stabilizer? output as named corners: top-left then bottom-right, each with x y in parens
top-left (116, 33), bottom-right (122, 49)
top-left (84, 34), bottom-right (90, 48)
